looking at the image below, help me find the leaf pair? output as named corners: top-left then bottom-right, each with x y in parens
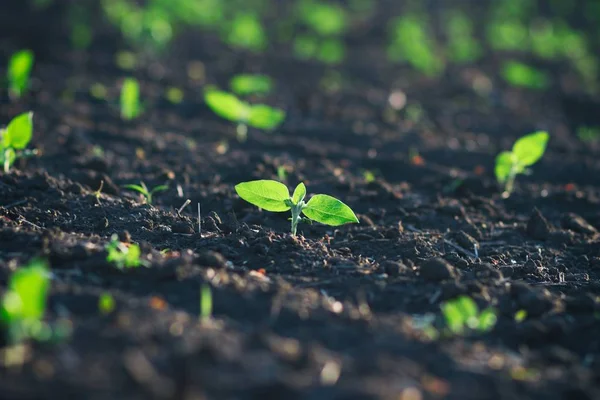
top-left (106, 235), bottom-right (146, 269)
top-left (0, 112), bottom-right (34, 172)
top-left (234, 180), bottom-right (358, 235)
top-left (495, 131), bottom-right (549, 194)
top-left (204, 89), bottom-right (285, 131)
top-left (441, 296), bottom-right (497, 335)
top-left (123, 181), bottom-right (168, 205)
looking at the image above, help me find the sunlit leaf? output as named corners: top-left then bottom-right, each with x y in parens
top-left (4, 112), bottom-right (33, 150)
top-left (204, 90), bottom-right (251, 123)
top-left (230, 74), bottom-right (273, 96)
top-left (495, 151), bottom-right (515, 184)
top-left (512, 131), bottom-right (549, 167)
top-left (248, 104), bottom-right (285, 130)
top-left (292, 182), bottom-right (307, 205)
top-left (235, 180), bottom-right (291, 212)
top-left (303, 194), bottom-right (359, 226)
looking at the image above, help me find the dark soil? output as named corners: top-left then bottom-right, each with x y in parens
top-left (1, 1), bottom-right (600, 399)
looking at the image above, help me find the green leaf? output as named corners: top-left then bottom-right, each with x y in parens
top-left (441, 302), bottom-right (464, 334)
top-left (235, 180), bottom-right (291, 212)
top-left (292, 183), bottom-right (307, 205)
top-left (230, 74), bottom-right (273, 96)
top-left (150, 185), bottom-right (169, 194)
top-left (495, 151), bottom-right (515, 183)
top-left (4, 112), bottom-right (33, 150)
top-left (124, 184), bottom-right (149, 196)
top-left (248, 104), bottom-right (285, 130)
top-left (303, 194), bottom-right (359, 226)
top-left (204, 90), bottom-right (251, 123)
top-left (512, 131), bottom-right (549, 167)
top-left (99, 293), bottom-right (115, 315)
top-left (1, 259), bottom-right (49, 323)
top-left (120, 78), bottom-right (141, 120)
top-left (125, 244), bottom-right (142, 268)
top-left (477, 308), bottom-right (497, 331)
top-left (8, 50), bottom-right (34, 97)
top-left (455, 296), bottom-right (479, 329)
top-left (514, 309), bottom-right (527, 322)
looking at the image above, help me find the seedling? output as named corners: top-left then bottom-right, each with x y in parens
top-left (514, 309), bottom-right (527, 322)
top-left (204, 89), bottom-right (285, 141)
top-left (230, 74), bottom-right (273, 96)
top-left (99, 293), bottom-right (116, 315)
top-left (495, 131), bottom-right (549, 196)
top-left (120, 78), bottom-right (142, 120)
top-left (106, 234), bottom-right (147, 269)
top-left (235, 180), bottom-right (359, 236)
top-left (0, 112), bottom-right (37, 173)
top-left (200, 284), bottom-right (213, 322)
top-left (123, 181), bottom-right (168, 205)
top-left (8, 50), bottom-right (34, 99)
top-left (0, 258), bottom-right (51, 343)
top-left (441, 296), bottom-right (497, 335)
top-left (501, 61), bottom-right (549, 89)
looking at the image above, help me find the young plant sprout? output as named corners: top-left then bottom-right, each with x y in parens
top-left (120, 78), bottom-right (142, 120)
top-left (235, 180), bottom-right (359, 236)
top-left (98, 293), bottom-right (116, 315)
top-left (204, 88), bottom-right (285, 141)
top-left (0, 112), bottom-right (37, 173)
top-left (106, 234), bottom-right (147, 269)
top-left (200, 284), bottom-right (213, 322)
top-left (8, 50), bottom-right (34, 99)
top-left (230, 74), bottom-right (273, 96)
top-left (495, 131), bottom-right (549, 196)
top-left (123, 181), bottom-right (168, 205)
top-left (0, 258), bottom-right (51, 343)
top-left (441, 296), bottom-right (497, 335)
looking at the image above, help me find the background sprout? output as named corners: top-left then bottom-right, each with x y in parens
top-left (204, 89), bottom-right (285, 141)
top-left (235, 180), bottom-right (359, 236)
top-left (441, 296), bottom-right (497, 335)
top-left (0, 258), bottom-right (51, 343)
top-left (120, 78), bottom-right (142, 120)
top-left (501, 61), bottom-right (549, 89)
top-left (495, 131), bottom-right (549, 196)
top-left (123, 181), bottom-right (168, 205)
top-left (230, 74), bottom-right (273, 96)
top-left (106, 234), bottom-right (146, 269)
top-left (0, 112), bottom-right (36, 173)
top-left (8, 50), bottom-right (35, 99)
top-left (224, 13), bottom-right (267, 52)
top-left (99, 293), bottom-right (116, 315)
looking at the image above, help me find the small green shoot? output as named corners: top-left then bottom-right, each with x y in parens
top-left (0, 258), bottom-right (51, 343)
top-left (0, 112), bottom-right (37, 173)
top-left (123, 181), bottom-right (168, 205)
top-left (514, 309), bottom-right (527, 322)
top-left (8, 50), bottom-right (34, 99)
top-left (106, 234), bottom-right (147, 270)
top-left (204, 89), bottom-right (285, 141)
top-left (120, 78), bottom-right (142, 120)
top-left (362, 170), bottom-right (376, 183)
top-left (235, 180), bottom-right (359, 236)
top-left (501, 61), bottom-right (549, 90)
top-left (495, 131), bottom-right (549, 196)
top-left (99, 293), bottom-right (116, 315)
top-left (277, 165), bottom-right (288, 181)
top-left (577, 126), bottom-right (600, 143)
top-left (200, 284), bottom-right (213, 322)
top-left (230, 74), bottom-right (273, 96)
top-left (441, 296), bottom-right (497, 335)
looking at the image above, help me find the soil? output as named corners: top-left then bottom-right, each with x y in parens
top-left (1, 1), bottom-right (600, 399)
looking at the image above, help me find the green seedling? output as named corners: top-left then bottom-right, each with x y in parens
top-left (0, 258), bottom-right (51, 343)
top-left (277, 165), bottom-right (288, 181)
top-left (204, 89), bottom-right (285, 141)
top-left (501, 61), bottom-right (549, 90)
top-left (120, 78), bottom-right (142, 120)
top-left (106, 234), bottom-right (147, 269)
top-left (441, 296), bottom-right (497, 335)
top-left (123, 181), bottom-right (168, 205)
top-left (224, 13), bottom-right (267, 52)
top-left (200, 284), bottom-right (213, 322)
top-left (495, 131), bottom-right (549, 196)
top-left (235, 180), bottom-right (359, 236)
top-left (0, 112), bottom-right (37, 173)
top-left (99, 293), bottom-right (116, 315)
top-left (230, 74), bottom-right (273, 96)
top-left (8, 50), bottom-right (34, 99)
top-left (514, 309), bottom-right (527, 322)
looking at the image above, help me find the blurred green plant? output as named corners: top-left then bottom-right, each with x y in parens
top-left (204, 88), bottom-right (285, 141)
top-left (99, 293), bottom-right (116, 315)
top-left (501, 61), bottom-right (549, 89)
top-left (388, 15), bottom-right (444, 77)
top-left (106, 234), bottom-right (147, 269)
top-left (8, 50), bottom-right (34, 99)
top-left (445, 11), bottom-right (482, 64)
top-left (120, 78), bottom-right (142, 120)
top-left (495, 131), bottom-right (549, 195)
top-left (224, 13), bottom-right (267, 52)
top-left (230, 74), bottom-right (273, 96)
top-left (577, 126), bottom-right (600, 142)
top-left (200, 284), bottom-right (213, 322)
top-left (442, 296), bottom-right (497, 335)
top-left (0, 112), bottom-right (37, 173)
top-left (297, 0), bottom-right (347, 37)
top-left (0, 259), bottom-right (53, 344)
